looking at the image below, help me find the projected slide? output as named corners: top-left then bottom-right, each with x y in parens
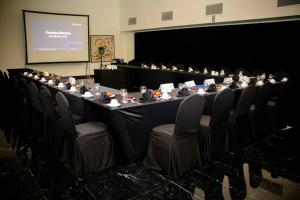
top-left (24, 11), bottom-right (89, 63)
top-left (32, 20), bottom-right (83, 51)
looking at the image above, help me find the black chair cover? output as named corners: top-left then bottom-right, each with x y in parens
top-left (29, 81), bottom-right (45, 138)
top-left (19, 78), bottom-right (32, 134)
top-left (143, 94), bottom-right (205, 179)
top-left (229, 85), bottom-right (257, 149)
top-left (200, 88), bottom-right (235, 161)
top-left (55, 92), bottom-right (114, 174)
top-left (0, 70), bottom-right (3, 80)
top-left (39, 85), bottom-right (63, 158)
top-left (268, 80), bottom-right (293, 131)
top-left (249, 82), bottom-right (273, 139)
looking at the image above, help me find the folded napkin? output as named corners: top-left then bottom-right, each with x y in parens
top-left (65, 82), bottom-right (72, 90)
top-left (207, 84), bottom-right (217, 92)
top-left (220, 70), bottom-right (225, 76)
top-left (256, 80), bottom-right (264, 86)
top-left (177, 88), bottom-right (190, 97)
top-left (79, 85), bottom-right (88, 94)
top-left (269, 79), bottom-right (276, 84)
top-left (281, 77), bottom-right (288, 82)
top-left (99, 92), bottom-right (111, 103)
top-left (140, 90), bottom-right (154, 102)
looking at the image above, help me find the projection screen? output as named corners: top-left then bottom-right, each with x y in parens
top-left (23, 10), bottom-right (90, 64)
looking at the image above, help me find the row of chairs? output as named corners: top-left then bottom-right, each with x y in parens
top-left (3, 73), bottom-right (114, 176)
top-left (143, 81), bottom-right (291, 179)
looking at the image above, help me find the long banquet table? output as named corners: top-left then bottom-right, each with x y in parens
top-left (95, 64), bottom-right (225, 91)
top-left (9, 68), bottom-right (281, 162)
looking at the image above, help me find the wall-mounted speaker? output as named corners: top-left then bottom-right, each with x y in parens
top-left (161, 11), bottom-right (173, 21)
top-left (206, 3), bottom-right (223, 15)
top-left (128, 17), bottom-right (137, 25)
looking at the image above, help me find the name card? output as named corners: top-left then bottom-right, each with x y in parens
top-left (184, 80), bottom-right (196, 88)
top-left (223, 77), bottom-right (233, 84)
top-left (239, 76), bottom-right (250, 83)
top-left (203, 79), bottom-right (215, 86)
top-left (106, 64), bottom-right (117, 70)
top-left (159, 83), bottom-right (174, 93)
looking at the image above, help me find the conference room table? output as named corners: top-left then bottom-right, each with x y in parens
top-left (95, 64), bottom-right (225, 91)
top-left (52, 84), bottom-right (218, 162)
top-left (13, 70), bottom-right (219, 161)
top-left (94, 68), bottom-right (126, 89)
top-left (11, 69), bottom-right (281, 162)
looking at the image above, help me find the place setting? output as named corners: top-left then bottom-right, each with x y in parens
top-left (39, 77), bottom-right (47, 82)
top-left (33, 74), bottom-right (39, 80)
top-left (81, 91), bottom-right (93, 98)
top-left (68, 86), bottom-right (77, 93)
top-left (138, 86), bottom-right (157, 103)
top-left (106, 98), bottom-right (121, 108)
top-left (56, 82), bottom-right (65, 89)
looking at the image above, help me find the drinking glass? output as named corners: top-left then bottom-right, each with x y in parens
top-left (178, 83), bottom-right (185, 90)
top-left (256, 75), bottom-right (261, 81)
top-left (80, 80), bottom-right (84, 87)
top-left (94, 83), bottom-right (100, 96)
top-left (261, 73), bottom-right (266, 81)
top-left (120, 88), bottom-right (128, 103)
top-left (140, 86), bottom-right (147, 94)
top-left (269, 74), bottom-right (273, 80)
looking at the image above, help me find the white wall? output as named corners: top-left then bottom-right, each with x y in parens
top-left (120, 0), bottom-right (300, 67)
top-left (0, 0), bottom-right (124, 76)
top-left (120, 0), bottom-right (300, 31)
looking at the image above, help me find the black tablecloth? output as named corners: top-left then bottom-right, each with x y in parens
top-left (95, 65), bottom-right (226, 91)
top-left (94, 69), bottom-right (126, 89)
top-left (79, 89), bottom-right (220, 161)
top-left (9, 68), bottom-right (281, 162)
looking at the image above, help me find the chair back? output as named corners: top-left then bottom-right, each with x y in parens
top-left (0, 70), bottom-right (4, 80)
top-left (40, 85), bottom-right (57, 120)
top-left (3, 71), bottom-right (9, 80)
top-left (279, 80), bottom-right (292, 104)
top-left (174, 95), bottom-right (205, 137)
top-left (20, 78), bottom-right (31, 106)
top-left (11, 76), bottom-right (24, 106)
top-left (55, 92), bottom-right (76, 134)
top-left (210, 88), bottom-right (235, 126)
top-left (255, 82), bottom-right (272, 111)
top-left (29, 81), bottom-right (43, 113)
top-left (235, 85), bottom-right (257, 116)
